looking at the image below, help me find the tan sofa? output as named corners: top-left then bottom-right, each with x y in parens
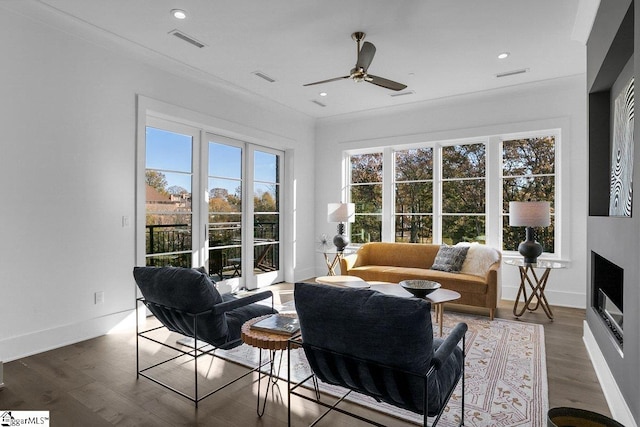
top-left (340, 242), bottom-right (501, 319)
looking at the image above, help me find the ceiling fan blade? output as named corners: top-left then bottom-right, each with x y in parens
top-left (367, 74), bottom-right (407, 91)
top-left (356, 41), bottom-right (376, 71)
top-left (303, 75), bottom-right (350, 87)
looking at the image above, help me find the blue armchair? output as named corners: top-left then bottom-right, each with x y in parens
top-left (289, 282), bottom-right (466, 426)
top-left (133, 266), bottom-right (276, 407)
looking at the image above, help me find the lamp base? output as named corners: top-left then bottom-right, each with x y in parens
top-left (333, 223), bottom-right (349, 252)
top-left (518, 227), bottom-right (543, 264)
top-left (333, 234), bottom-right (349, 252)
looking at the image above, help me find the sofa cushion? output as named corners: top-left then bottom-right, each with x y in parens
top-left (456, 242), bottom-right (501, 278)
top-left (431, 245), bottom-right (469, 272)
top-left (346, 266), bottom-right (488, 294)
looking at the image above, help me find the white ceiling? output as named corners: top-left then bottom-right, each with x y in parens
top-left (22, 0), bottom-right (594, 118)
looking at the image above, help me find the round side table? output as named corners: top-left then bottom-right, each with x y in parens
top-left (505, 259), bottom-right (565, 320)
top-left (241, 314), bottom-right (298, 416)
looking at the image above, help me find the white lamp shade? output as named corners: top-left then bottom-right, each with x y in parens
top-left (327, 203), bottom-right (355, 223)
top-left (509, 201), bottom-right (551, 227)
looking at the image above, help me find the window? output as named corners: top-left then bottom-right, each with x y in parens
top-left (349, 153), bottom-right (383, 244)
top-left (144, 126), bottom-right (195, 267)
top-left (346, 131), bottom-right (558, 255)
top-left (394, 148), bottom-right (433, 243)
top-left (138, 114), bottom-right (285, 290)
top-left (441, 143), bottom-right (486, 245)
top-left (252, 149), bottom-right (281, 274)
top-left (501, 136), bottom-right (556, 253)
top-left (207, 141), bottom-right (243, 281)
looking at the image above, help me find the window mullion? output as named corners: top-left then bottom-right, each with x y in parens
top-left (486, 136), bottom-right (501, 248)
top-left (382, 147), bottom-right (394, 241)
top-left (433, 145), bottom-right (443, 244)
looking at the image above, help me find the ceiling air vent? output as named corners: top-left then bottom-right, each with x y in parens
top-left (311, 100), bottom-right (326, 107)
top-left (390, 90), bottom-right (415, 97)
top-left (169, 30), bottom-right (205, 48)
top-left (252, 71), bottom-right (276, 83)
top-left (496, 68), bottom-right (529, 78)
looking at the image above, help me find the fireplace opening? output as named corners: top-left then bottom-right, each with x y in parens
top-left (591, 251), bottom-right (624, 347)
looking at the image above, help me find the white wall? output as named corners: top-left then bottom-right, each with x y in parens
top-left (315, 75), bottom-right (589, 309)
top-left (0, 2), bottom-right (588, 364)
top-left (0, 5), bottom-right (316, 361)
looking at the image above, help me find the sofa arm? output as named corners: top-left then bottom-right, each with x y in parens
top-left (340, 253), bottom-right (359, 274)
top-left (486, 261), bottom-right (501, 289)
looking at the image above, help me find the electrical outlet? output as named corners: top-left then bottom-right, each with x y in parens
top-left (122, 215), bottom-right (129, 227)
top-left (95, 291), bottom-right (105, 304)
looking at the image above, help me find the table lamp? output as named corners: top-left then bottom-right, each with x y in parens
top-left (509, 201), bottom-right (550, 264)
top-left (327, 202), bottom-right (355, 252)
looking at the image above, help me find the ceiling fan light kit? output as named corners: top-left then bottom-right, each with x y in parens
top-left (304, 32), bottom-right (407, 91)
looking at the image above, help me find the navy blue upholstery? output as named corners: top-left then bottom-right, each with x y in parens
top-left (134, 266), bottom-right (276, 349)
top-left (294, 282), bottom-right (466, 421)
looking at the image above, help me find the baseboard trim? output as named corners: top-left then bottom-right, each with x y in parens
top-left (583, 320), bottom-right (637, 427)
top-left (0, 309), bottom-right (133, 362)
top-left (501, 285), bottom-right (586, 308)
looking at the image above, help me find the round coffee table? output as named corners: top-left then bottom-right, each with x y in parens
top-left (241, 314), bottom-right (298, 416)
top-left (368, 283), bottom-right (460, 336)
top-left (315, 275), bottom-right (370, 288)
top-left (426, 289), bottom-right (462, 337)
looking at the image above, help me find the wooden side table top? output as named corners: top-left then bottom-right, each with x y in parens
top-left (241, 313), bottom-right (299, 351)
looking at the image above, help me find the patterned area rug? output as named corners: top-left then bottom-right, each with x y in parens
top-left (218, 312), bottom-right (547, 426)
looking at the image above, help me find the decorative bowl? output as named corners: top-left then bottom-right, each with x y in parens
top-left (400, 280), bottom-right (441, 298)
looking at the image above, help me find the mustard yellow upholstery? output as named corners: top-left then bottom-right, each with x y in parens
top-left (340, 242), bottom-right (501, 319)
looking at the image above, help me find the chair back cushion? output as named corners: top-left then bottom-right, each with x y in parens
top-left (134, 266), bottom-right (222, 313)
top-left (134, 266), bottom-right (229, 345)
top-left (294, 282), bottom-right (435, 413)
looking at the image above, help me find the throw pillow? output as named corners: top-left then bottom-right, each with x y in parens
top-left (431, 245), bottom-right (469, 272)
top-left (456, 242), bottom-right (501, 277)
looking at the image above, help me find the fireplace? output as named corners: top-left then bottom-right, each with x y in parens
top-left (591, 251), bottom-right (624, 347)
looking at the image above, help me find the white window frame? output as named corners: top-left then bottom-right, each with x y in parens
top-left (498, 129), bottom-right (560, 258)
top-left (345, 130), bottom-right (560, 258)
top-left (135, 96), bottom-right (287, 291)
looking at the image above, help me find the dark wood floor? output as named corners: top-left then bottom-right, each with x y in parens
top-left (0, 283), bottom-right (610, 426)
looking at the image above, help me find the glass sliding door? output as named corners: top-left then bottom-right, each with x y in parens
top-left (207, 141), bottom-right (243, 284)
top-left (138, 117), bottom-right (284, 291)
top-left (207, 137), bottom-right (284, 290)
top-left (144, 125), bottom-right (196, 267)
top-left (252, 148), bottom-right (282, 287)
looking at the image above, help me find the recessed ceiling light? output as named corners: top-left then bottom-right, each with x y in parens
top-left (319, 92), bottom-right (327, 97)
top-left (498, 52), bottom-right (510, 59)
top-left (171, 9), bottom-right (187, 19)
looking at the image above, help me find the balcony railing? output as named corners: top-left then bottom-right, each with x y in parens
top-left (145, 222), bottom-right (279, 277)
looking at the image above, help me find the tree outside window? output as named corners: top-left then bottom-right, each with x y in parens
top-left (346, 133), bottom-right (557, 253)
top-left (394, 148), bottom-right (433, 243)
top-left (502, 136), bottom-right (556, 253)
top-left (350, 153), bottom-right (382, 243)
top-left (441, 143), bottom-right (486, 244)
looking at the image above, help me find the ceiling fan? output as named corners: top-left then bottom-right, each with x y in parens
top-left (303, 32), bottom-right (407, 91)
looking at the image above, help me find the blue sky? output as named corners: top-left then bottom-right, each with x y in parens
top-left (146, 127), bottom-right (277, 194)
